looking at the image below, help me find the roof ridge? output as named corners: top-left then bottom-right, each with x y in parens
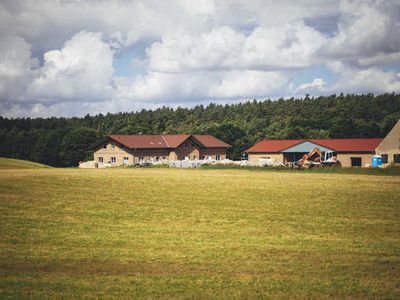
top-left (160, 135), bottom-right (170, 147)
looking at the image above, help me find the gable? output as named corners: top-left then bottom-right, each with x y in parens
top-left (176, 136), bottom-right (205, 150)
top-left (376, 120), bottom-right (400, 152)
top-left (282, 141), bottom-right (334, 153)
top-left (193, 135), bottom-right (231, 148)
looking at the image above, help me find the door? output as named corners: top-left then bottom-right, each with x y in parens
top-left (351, 157), bottom-right (362, 167)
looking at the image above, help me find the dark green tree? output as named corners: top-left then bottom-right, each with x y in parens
top-left (60, 127), bottom-right (100, 166)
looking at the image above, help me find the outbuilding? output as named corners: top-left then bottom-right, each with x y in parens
top-left (246, 138), bottom-right (383, 167)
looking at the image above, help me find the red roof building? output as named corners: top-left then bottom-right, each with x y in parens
top-left (91, 134), bottom-right (230, 165)
top-left (246, 138), bottom-right (384, 167)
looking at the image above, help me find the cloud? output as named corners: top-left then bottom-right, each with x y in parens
top-left (210, 71), bottom-right (288, 98)
top-left (328, 62), bottom-right (400, 94)
top-left (0, 0), bottom-right (399, 117)
top-left (147, 26), bottom-right (245, 72)
top-left (146, 22), bottom-right (326, 72)
top-left (325, 0), bottom-right (400, 65)
top-left (0, 35), bottom-right (38, 102)
top-left (296, 78), bottom-right (326, 93)
top-left (241, 22), bottom-right (326, 70)
top-left (26, 31), bottom-right (115, 103)
top-left (115, 70), bottom-right (288, 102)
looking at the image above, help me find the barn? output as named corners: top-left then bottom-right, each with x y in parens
top-left (246, 138), bottom-right (383, 167)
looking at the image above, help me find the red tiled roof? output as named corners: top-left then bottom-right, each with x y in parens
top-left (246, 138), bottom-right (384, 153)
top-left (163, 135), bottom-right (191, 148)
top-left (246, 139), bottom-right (304, 153)
top-left (106, 134), bottom-right (231, 149)
top-left (311, 138), bottom-right (383, 152)
top-left (109, 135), bottom-right (169, 149)
top-left (193, 135), bottom-right (232, 148)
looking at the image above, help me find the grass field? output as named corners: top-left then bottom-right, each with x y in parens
top-left (0, 157), bottom-right (51, 169)
top-left (1, 162), bottom-right (400, 298)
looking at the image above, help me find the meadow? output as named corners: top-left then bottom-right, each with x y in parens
top-left (1, 160), bottom-right (400, 298)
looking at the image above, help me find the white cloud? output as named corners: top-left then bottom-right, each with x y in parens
top-left (0, 35), bottom-right (38, 101)
top-left (210, 71), bottom-right (288, 98)
top-left (147, 26), bottom-right (245, 72)
top-left (146, 22), bottom-right (326, 73)
top-left (241, 22), bottom-right (326, 69)
top-left (26, 31), bottom-right (115, 103)
top-left (328, 62), bottom-right (400, 94)
top-left (115, 70), bottom-right (288, 102)
top-left (325, 0), bottom-right (400, 64)
top-left (0, 0), bottom-right (400, 117)
top-left (296, 78), bottom-right (326, 93)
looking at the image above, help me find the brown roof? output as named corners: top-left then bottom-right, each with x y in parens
top-left (100, 134), bottom-right (230, 149)
top-left (246, 138), bottom-right (384, 153)
top-left (192, 135), bottom-right (232, 148)
top-left (312, 138), bottom-right (383, 152)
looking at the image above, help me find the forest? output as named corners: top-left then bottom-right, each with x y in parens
top-left (1, 93), bottom-right (400, 167)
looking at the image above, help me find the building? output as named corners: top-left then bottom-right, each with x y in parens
top-left (90, 134), bottom-right (231, 166)
top-left (376, 119), bottom-right (400, 165)
top-left (246, 138), bottom-right (384, 167)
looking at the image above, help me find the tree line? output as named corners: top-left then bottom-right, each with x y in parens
top-left (1, 93), bottom-right (400, 166)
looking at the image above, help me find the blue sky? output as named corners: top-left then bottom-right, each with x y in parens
top-left (0, 0), bottom-right (399, 117)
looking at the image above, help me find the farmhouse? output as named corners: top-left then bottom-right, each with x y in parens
top-left (91, 134), bottom-right (231, 166)
top-left (246, 138), bottom-right (384, 167)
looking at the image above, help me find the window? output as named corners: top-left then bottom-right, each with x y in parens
top-left (111, 157), bottom-right (116, 163)
top-left (381, 154), bottom-right (388, 164)
top-left (184, 142), bottom-right (189, 149)
top-left (139, 156), bottom-right (144, 161)
top-left (98, 157), bottom-right (103, 163)
top-left (216, 155), bottom-right (221, 161)
top-left (103, 144), bottom-right (107, 149)
top-left (394, 154), bottom-right (400, 164)
top-left (111, 142), bottom-right (115, 149)
top-left (123, 157), bottom-right (129, 165)
top-left (351, 157), bottom-right (362, 167)
top-left (193, 156), bottom-right (196, 160)
top-left (162, 157), bottom-right (166, 160)
top-left (156, 156), bottom-right (159, 161)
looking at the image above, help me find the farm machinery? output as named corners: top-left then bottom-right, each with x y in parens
top-left (294, 147), bottom-right (341, 168)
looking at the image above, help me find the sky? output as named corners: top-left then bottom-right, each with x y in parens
top-left (0, 0), bottom-right (400, 118)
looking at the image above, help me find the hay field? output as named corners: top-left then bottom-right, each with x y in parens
top-left (1, 165), bottom-right (399, 298)
top-left (0, 157), bottom-right (51, 169)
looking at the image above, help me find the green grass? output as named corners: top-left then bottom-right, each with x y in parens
top-left (0, 157), bottom-right (51, 169)
top-left (201, 163), bottom-right (400, 176)
top-left (0, 167), bottom-right (399, 298)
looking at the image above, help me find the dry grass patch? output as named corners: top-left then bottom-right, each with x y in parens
top-left (0, 168), bottom-right (399, 298)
